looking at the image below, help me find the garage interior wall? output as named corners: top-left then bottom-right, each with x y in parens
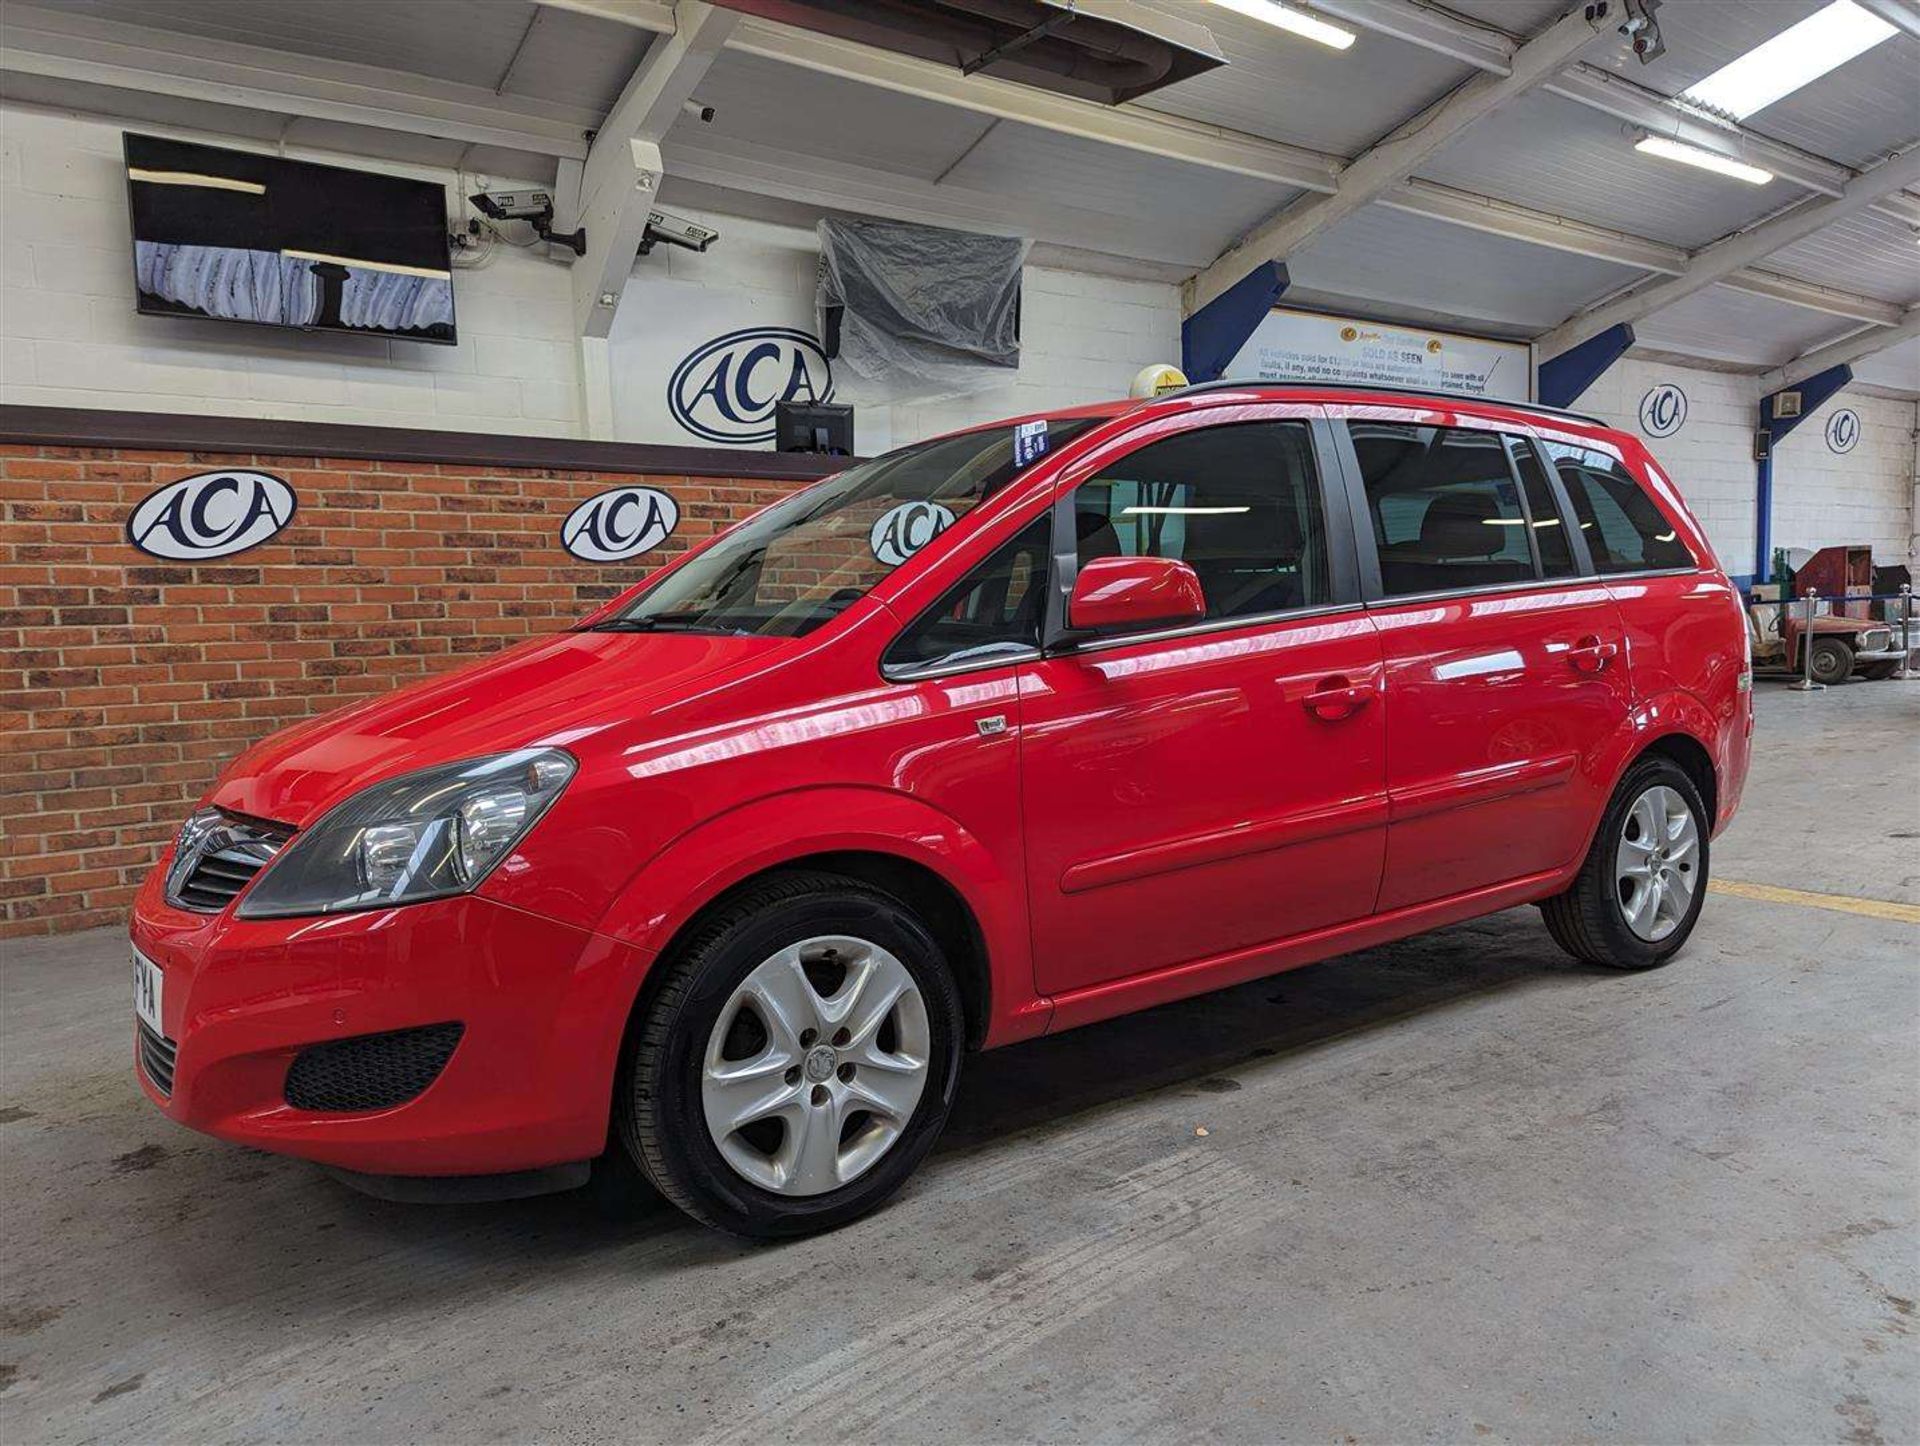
top-left (3, 85), bottom-right (1917, 941)
top-left (0, 103), bottom-right (1181, 455)
top-left (1575, 358), bottom-right (1918, 575)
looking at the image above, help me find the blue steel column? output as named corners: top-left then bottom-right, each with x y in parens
top-left (1180, 262), bottom-right (1289, 383)
top-left (1755, 364), bottom-right (1853, 584)
top-left (1536, 323), bottom-right (1635, 409)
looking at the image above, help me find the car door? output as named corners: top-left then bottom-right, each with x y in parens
top-left (1017, 407), bottom-right (1387, 998)
top-left (1332, 406), bottom-right (1632, 913)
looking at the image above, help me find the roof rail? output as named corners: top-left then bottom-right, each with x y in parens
top-left (1166, 376), bottom-right (1608, 429)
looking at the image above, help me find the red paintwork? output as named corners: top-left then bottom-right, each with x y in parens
top-left (1067, 555), bottom-right (1206, 631)
top-left (129, 385), bottom-right (1751, 1178)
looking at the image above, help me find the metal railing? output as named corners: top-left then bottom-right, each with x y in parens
top-left (1744, 584), bottom-right (1917, 691)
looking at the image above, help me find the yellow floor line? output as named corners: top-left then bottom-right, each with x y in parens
top-left (1709, 879), bottom-right (1920, 925)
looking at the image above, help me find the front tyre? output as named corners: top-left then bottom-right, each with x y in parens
top-left (1541, 756), bottom-right (1709, 970)
top-left (618, 871), bottom-right (964, 1238)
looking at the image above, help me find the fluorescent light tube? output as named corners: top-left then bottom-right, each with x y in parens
top-left (1634, 136), bottom-right (1774, 186)
top-left (1209, 0), bottom-right (1356, 51)
top-left (1681, 0), bottom-right (1895, 120)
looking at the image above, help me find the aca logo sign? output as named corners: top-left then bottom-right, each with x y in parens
top-left (667, 327), bottom-right (833, 444)
top-left (1638, 383), bottom-right (1688, 439)
top-left (869, 500), bottom-right (956, 566)
top-left (561, 486), bottom-right (679, 563)
top-left (126, 471), bottom-right (296, 559)
top-left (1825, 407), bottom-right (1860, 454)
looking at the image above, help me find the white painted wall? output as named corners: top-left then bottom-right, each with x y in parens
top-left (0, 103), bottom-right (583, 435)
top-left (1772, 390), bottom-right (1915, 570)
top-left (0, 100), bottom-right (1910, 571)
top-left (0, 101), bottom-right (1181, 455)
top-left (607, 207), bottom-right (1179, 455)
top-left (1578, 356), bottom-right (1917, 579)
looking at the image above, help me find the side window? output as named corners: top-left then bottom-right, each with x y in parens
top-left (1507, 436), bottom-right (1578, 577)
top-left (1073, 421), bottom-right (1330, 621)
top-left (1541, 442), bottom-right (1695, 574)
top-left (1350, 422), bottom-right (1534, 597)
top-left (882, 516), bottom-right (1050, 675)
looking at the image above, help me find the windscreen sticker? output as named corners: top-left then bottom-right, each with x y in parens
top-left (870, 500), bottom-right (956, 567)
top-left (1013, 419), bottom-right (1049, 467)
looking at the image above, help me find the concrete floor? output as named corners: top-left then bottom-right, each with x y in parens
top-left (3, 680), bottom-right (1916, 1445)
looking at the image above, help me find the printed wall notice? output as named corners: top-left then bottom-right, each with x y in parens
top-left (1225, 307), bottom-right (1530, 402)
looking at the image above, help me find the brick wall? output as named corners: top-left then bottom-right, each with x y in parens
top-left (0, 444), bottom-right (807, 938)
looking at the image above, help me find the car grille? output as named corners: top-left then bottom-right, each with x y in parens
top-left (283, 1023), bottom-right (465, 1113)
top-left (166, 814), bottom-right (294, 913)
top-left (138, 1018), bottom-right (177, 1098)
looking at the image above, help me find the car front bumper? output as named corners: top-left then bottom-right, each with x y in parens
top-left (128, 865), bottom-right (653, 1177)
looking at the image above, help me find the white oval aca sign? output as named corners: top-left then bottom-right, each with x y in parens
top-left (561, 486), bottom-right (679, 563)
top-left (126, 471), bottom-right (296, 560)
top-left (870, 500), bottom-right (955, 567)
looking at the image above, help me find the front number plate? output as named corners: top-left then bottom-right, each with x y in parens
top-left (133, 948), bottom-right (164, 1035)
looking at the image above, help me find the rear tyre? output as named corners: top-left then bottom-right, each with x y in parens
top-left (1541, 756), bottom-right (1709, 971)
top-left (618, 871), bottom-right (964, 1239)
top-left (1808, 637), bottom-right (1854, 686)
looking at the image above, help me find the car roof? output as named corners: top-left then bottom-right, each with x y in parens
top-left (933, 382), bottom-right (1622, 450)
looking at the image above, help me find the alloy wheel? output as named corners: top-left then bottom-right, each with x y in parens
top-left (700, 935), bottom-right (930, 1196)
top-left (1614, 784), bottom-right (1700, 942)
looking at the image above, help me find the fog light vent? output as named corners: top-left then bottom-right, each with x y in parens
top-left (284, 1023), bottom-right (464, 1112)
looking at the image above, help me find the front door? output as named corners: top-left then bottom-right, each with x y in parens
top-left (1336, 410), bottom-right (1632, 912)
top-left (1018, 410), bottom-right (1388, 998)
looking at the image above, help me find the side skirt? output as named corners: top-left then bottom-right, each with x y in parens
top-left (1039, 866), bottom-right (1571, 1036)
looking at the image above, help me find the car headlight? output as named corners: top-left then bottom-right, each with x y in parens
top-left (237, 749), bottom-right (575, 919)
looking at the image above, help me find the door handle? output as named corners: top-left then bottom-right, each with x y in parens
top-left (1567, 636), bottom-right (1619, 673)
top-left (1303, 676), bottom-right (1372, 720)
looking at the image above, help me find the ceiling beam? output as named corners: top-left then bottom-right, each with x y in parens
top-left (572, 0), bottom-right (737, 338)
top-left (1311, 0), bottom-right (1920, 223)
top-left (1308, 0), bottom-right (1516, 73)
top-left (1762, 307), bottom-right (1920, 391)
top-left (1717, 271), bottom-right (1906, 328)
top-left (0, 4), bottom-right (597, 159)
top-left (1540, 147), bottom-right (1920, 356)
top-left (546, 0), bottom-right (1918, 322)
top-left (1854, 0), bottom-right (1920, 41)
top-left (1379, 177), bottom-right (1685, 274)
top-left (1185, 3), bottom-right (1622, 314)
top-left (544, 0), bottom-right (1342, 194)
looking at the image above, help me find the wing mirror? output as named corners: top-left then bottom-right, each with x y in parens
top-left (1067, 555), bottom-right (1206, 633)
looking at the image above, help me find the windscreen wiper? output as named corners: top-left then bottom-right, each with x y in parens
top-left (580, 613), bottom-right (753, 636)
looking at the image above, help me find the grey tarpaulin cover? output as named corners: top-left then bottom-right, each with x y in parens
top-left (816, 219), bottom-right (1026, 391)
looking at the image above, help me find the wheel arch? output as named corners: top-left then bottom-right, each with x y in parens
top-left (1635, 730), bottom-right (1718, 827)
top-left (596, 787), bottom-right (1029, 1057)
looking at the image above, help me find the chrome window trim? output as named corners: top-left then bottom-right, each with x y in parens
top-left (1046, 600), bottom-right (1362, 657)
top-left (1361, 564), bottom-right (1705, 609)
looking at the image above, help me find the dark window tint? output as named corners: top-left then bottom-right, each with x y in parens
top-left (1073, 421), bottom-right (1329, 621)
top-left (1541, 442), bottom-right (1695, 574)
top-left (1351, 422), bottom-right (1534, 597)
top-left (883, 516), bottom-right (1050, 674)
top-left (1508, 437), bottom-right (1577, 577)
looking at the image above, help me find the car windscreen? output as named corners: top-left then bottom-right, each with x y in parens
top-left (586, 418), bottom-right (1097, 638)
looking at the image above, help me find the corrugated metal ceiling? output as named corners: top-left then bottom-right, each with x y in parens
top-left (6, 0), bottom-right (1918, 391)
top-left (1128, 0), bottom-right (1473, 157)
top-left (1634, 283), bottom-right (1868, 369)
top-left (1418, 90), bottom-right (1795, 250)
top-left (1765, 208), bottom-right (1920, 307)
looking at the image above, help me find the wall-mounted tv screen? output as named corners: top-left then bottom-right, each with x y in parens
top-left (123, 133), bottom-right (455, 345)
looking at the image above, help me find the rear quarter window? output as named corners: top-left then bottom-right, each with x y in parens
top-left (1540, 442), bottom-right (1695, 574)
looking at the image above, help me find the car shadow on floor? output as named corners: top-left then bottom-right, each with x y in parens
top-left (304, 908), bottom-right (1593, 1244)
top-left (99, 907), bottom-right (1603, 1330)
